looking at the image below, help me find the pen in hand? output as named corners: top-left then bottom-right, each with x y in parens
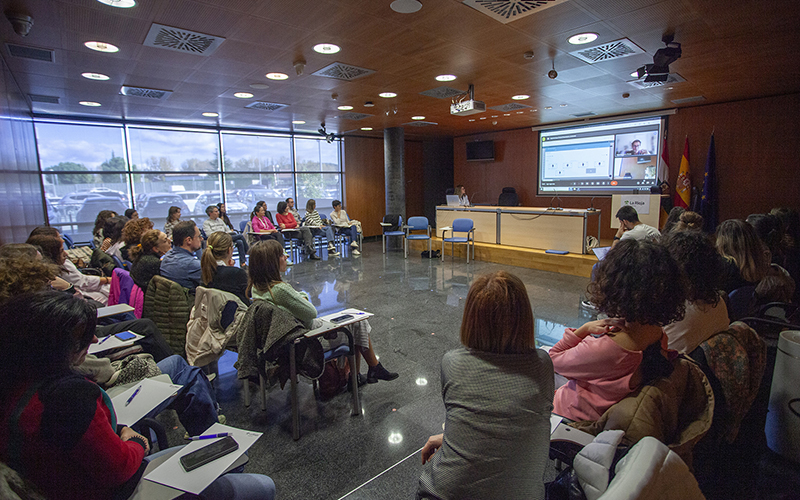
top-left (125, 385), bottom-right (142, 407)
top-left (186, 432), bottom-right (230, 441)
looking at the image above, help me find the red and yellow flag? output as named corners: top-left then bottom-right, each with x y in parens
top-left (674, 137), bottom-right (691, 209)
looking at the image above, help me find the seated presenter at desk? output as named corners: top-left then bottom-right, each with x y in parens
top-left (0, 292), bottom-right (276, 500)
top-left (455, 184), bottom-right (470, 206)
top-left (248, 240), bottom-right (397, 384)
top-left (418, 271), bottom-right (553, 500)
top-left (549, 239), bottom-right (685, 422)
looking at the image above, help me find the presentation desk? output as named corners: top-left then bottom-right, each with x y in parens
top-left (436, 206), bottom-right (602, 254)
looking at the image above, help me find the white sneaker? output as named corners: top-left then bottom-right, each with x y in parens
top-left (327, 244), bottom-right (335, 251)
top-left (352, 249), bottom-right (361, 256)
top-left (329, 248), bottom-right (340, 256)
top-left (350, 241), bottom-right (359, 248)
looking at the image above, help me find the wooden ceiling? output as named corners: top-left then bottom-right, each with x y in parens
top-left (1, 0), bottom-right (798, 138)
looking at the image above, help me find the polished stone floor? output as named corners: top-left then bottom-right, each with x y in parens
top-left (156, 239), bottom-right (799, 500)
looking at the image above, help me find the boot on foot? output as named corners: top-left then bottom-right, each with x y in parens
top-left (367, 362), bottom-right (398, 383)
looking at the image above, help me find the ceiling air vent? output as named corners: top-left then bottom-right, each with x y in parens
top-left (338, 112), bottom-right (372, 120)
top-left (402, 121), bottom-right (438, 127)
top-left (489, 102), bottom-right (531, 112)
top-left (571, 112), bottom-right (597, 118)
top-left (119, 86), bottom-right (173, 100)
top-left (245, 101), bottom-right (288, 111)
top-left (29, 94), bottom-right (60, 104)
top-left (143, 23), bottom-right (225, 56)
top-left (628, 73), bottom-right (685, 89)
top-left (6, 43), bottom-right (54, 62)
top-left (312, 62), bottom-right (375, 81)
top-left (671, 96), bottom-right (706, 105)
top-left (462, 0), bottom-right (568, 24)
top-left (420, 86), bottom-right (466, 99)
top-left (570, 38), bottom-right (644, 64)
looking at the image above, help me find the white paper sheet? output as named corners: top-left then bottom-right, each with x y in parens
top-left (111, 378), bottom-right (182, 427)
top-left (96, 303), bottom-right (135, 318)
top-left (88, 331), bottom-right (144, 354)
top-left (592, 246), bottom-right (612, 261)
top-left (550, 414), bottom-right (563, 434)
top-left (144, 424), bottom-right (262, 495)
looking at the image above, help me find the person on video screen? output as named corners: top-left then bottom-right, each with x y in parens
top-left (625, 139), bottom-right (649, 155)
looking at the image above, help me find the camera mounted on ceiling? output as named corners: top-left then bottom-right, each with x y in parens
top-left (635, 34), bottom-right (682, 83)
top-left (318, 123), bottom-right (336, 144)
top-left (5, 11), bottom-right (33, 37)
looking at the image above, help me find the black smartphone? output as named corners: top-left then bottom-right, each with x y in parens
top-left (115, 331), bottom-right (137, 341)
top-left (330, 314), bottom-right (353, 323)
top-left (179, 435), bottom-right (239, 472)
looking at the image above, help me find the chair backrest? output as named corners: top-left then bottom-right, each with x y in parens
top-left (498, 188), bottom-right (520, 206)
top-left (111, 254), bottom-right (126, 270)
top-left (728, 286), bottom-right (757, 321)
top-left (407, 216), bottom-right (429, 230)
top-left (239, 220), bottom-right (248, 232)
top-left (199, 227), bottom-right (207, 239)
top-left (382, 214), bottom-right (402, 232)
top-left (62, 233), bottom-right (75, 249)
top-left (445, 188), bottom-right (455, 195)
top-left (452, 218), bottom-right (473, 233)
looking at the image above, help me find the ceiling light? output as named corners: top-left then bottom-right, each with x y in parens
top-left (560, 103), bottom-right (568, 107)
top-left (516, 111), bottom-right (524, 114)
top-left (249, 83), bottom-right (269, 89)
top-left (412, 116), bottom-right (425, 120)
top-left (630, 70), bottom-right (639, 78)
top-left (479, 117), bottom-right (486, 120)
top-left (266, 72), bottom-right (289, 80)
top-left (202, 112), bottom-right (219, 117)
top-left (96, 0), bottom-right (136, 7)
top-left (436, 74), bottom-right (457, 82)
top-left (233, 92), bottom-right (254, 98)
top-left (313, 43), bottom-right (340, 54)
top-left (503, 113), bottom-right (510, 116)
top-left (79, 101), bottom-right (101, 107)
top-left (390, 0), bottom-right (422, 14)
top-left (81, 72), bottom-right (109, 80)
top-left (361, 127), bottom-right (373, 131)
top-left (364, 101), bottom-right (374, 107)
top-left (337, 105), bottom-right (353, 110)
top-left (469, 119), bottom-right (475, 122)
top-left (512, 94), bottom-right (529, 100)
top-left (568, 33), bottom-right (598, 45)
top-left (84, 41), bottom-right (119, 53)
top-left (379, 92), bottom-right (397, 98)
top-left (292, 120), bottom-right (306, 124)
top-left (545, 106), bottom-right (552, 110)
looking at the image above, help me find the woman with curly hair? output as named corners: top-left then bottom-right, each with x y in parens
top-left (102, 215), bottom-right (129, 261)
top-left (128, 229), bottom-right (171, 292)
top-left (549, 239), bottom-right (686, 422)
top-left (663, 230), bottom-right (729, 353)
top-left (716, 219), bottom-right (771, 293)
top-left (163, 205), bottom-right (181, 241)
top-left (92, 210), bottom-right (117, 249)
top-left (120, 217), bottom-right (154, 261)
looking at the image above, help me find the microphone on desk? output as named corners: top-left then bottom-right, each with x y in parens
top-left (587, 196), bottom-right (597, 211)
top-left (548, 196), bottom-right (563, 210)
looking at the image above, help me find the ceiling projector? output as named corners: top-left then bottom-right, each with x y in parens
top-left (636, 35), bottom-right (682, 83)
top-left (451, 84), bottom-right (486, 116)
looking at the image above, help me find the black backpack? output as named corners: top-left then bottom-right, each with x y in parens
top-left (383, 214), bottom-right (401, 232)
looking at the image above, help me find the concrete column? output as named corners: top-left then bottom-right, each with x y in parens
top-left (384, 127), bottom-right (405, 250)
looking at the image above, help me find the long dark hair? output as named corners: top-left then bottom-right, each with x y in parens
top-left (247, 240), bottom-right (284, 299)
top-left (217, 202), bottom-right (233, 230)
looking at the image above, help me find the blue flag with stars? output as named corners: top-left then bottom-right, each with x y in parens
top-left (699, 133), bottom-right (717, 231)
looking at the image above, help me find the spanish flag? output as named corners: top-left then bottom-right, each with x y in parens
top-left (674, 137), bottom-right (691, 209)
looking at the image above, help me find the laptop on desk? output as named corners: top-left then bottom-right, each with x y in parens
top-left (445, 195), bottom-right (461, 207)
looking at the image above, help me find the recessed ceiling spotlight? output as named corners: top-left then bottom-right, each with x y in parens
top-left (390, 0), bottom-right (422, 14)
top-left (412, 116), bottom-right (425, 120)
top-left (516, 111), bottom-right (524, 114)
top-left (81, 72), bottom-right (109, 80)
top-left (630, 70), bottom-right (639, 78)
top-left (512, 94), bottom-right (529, 100)
top-left (266, 72), bottom-right (289, 80)
top-left (568, 33), bottom-right (598, 45)
top-left (202, 112), bottom-right (219, 117)
top-left (560, 103), bottom-right (568, 107)
top-left (84, 41), bottom-right (119, 53)
top-left (364, 101), bottom-right (374, 107)
top-left (469, 119), bottom-right (475, 122)
top-left (545, 106), bottom-right (552, 110)
top-left (79, 101), bottom-right (102, 107)
top-left (361, 127), bottom-right (373, 131)
top-left (668, 87), bottom-right (674, 90)
top-left (379, 92), bottom-right (397, 98)
top-left (531, 109), bottom-right (537, 112)
top-left (436, 74), bottom-right (457, 82)
top-left (479, 117), bottom-right (486, 120)
top-left (503, 113), bottom-right (510, 116)
top-left (313, 43), bottom-right (340, 54)
top-left (96, 0), bottom-right (136, 7)
top-left (249, 83), bottom-right (269, 89)
top-left (337, 105), bottom-right (353, 111)
top-left (233, 92), bottom-right (254, 98)
top-left (292, 120), bottom-right (306, 124)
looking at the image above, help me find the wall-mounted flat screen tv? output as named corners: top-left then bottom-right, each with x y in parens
top-left (466, 140), bottom-right (494, 161)
top-left (537, 116), bottom-right (666, 196)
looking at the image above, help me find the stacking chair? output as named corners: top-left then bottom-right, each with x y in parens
top-left (404, 216), bottom-right (431, 258)
top-left (441, 218), bottom-right (475, 263)
top-left (62, 233), bottom-right (76, 249)
top-left (379, 214), bottom-right (404, 254)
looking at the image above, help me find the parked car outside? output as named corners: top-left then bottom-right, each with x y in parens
top-left (192, 193), bottom-right (247, 216)
top-left (90, 187), bottom-right (129, 204)
top-left (74, 196), bottom-right (128, 224)
top-left (177, 190), bottom-right (204, 213)
top-left (136, 193), bottom-right (189, 221)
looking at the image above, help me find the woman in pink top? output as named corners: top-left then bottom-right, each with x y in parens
top-left (550, 239), bottom-right (686, 421)
top-left (251, 204), bottom-right (286, 248)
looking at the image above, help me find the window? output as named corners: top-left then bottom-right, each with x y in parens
top-left (295, 138), bottom-right (340, 172)
top-left (222, 133), bottom-right (292, 172)
top-left (128, 127), bottom-right (219, 172)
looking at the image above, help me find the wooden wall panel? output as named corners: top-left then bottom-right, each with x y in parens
top-left (405, 140), bottom-right (424, 218)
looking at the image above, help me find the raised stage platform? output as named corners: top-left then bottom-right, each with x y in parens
top-left (408, 237), bottom-right (599, 278)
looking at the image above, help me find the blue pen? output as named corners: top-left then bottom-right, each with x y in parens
top-left (187, 432), bottom-right (230, 441)
top-left (125, 385), bottom-right (142, 407)
top-left (97, 335), bottom-right (111, 344)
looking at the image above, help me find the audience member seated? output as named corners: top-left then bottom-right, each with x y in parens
top-left (663, 230), bottom-right (729, 353)
top-left (28, 231), bottom-right (111, 305)
top-left (612, 205), bottom-right (660, 247)
top-left (0, 292), bottom-right (275, 500)
top-left (216, 202), bottom-right (236, 232)
top-left (330, 200), bottom-right (361, 255)
top-left (286, 197), bottom-right (301, 221)
top-left (661, 206), bottom-right (685, 235)
top-left (756, 263), bottom-right (796, 305)
top-left (716, 219), bottom-right (770, 293)
top-left (202, 231), bottom-right (250, 304)
top-left (163, 205), bottom-right (181, 241)
top-left (248, 240), bottom-right (396, 383)
top-left (103, 215), bottom-right (129, 261)
top-left (129, 229), bottom-right (170, 293)
top-left (304, 199), bottom-right (339, 256)
top-left (204, 204), bottom-right (247, 265)
top-left (275, 200), bottom-right (319, 260)
top-left (160, 220), bottom-right (203, 291)
top-left (93, 209), bottom-right (117, 249)
top-left (672, 210), bottom-right (704, 232)
top-left (120, 216), bottom-right (153, 261)
top-left (417, 271), bottom-right (553, 500)
top-left (124, 208), bottom-right (138, 219)
top-left (250, 204), bottom-right (286, 248)
top-left (770, 207), bottom-right (800, 302)
top-left (550, 239), bottom-right (685, 422)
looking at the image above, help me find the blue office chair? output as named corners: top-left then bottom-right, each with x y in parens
top-left (239, 220), bottom-right (248, 233)
top-left (380, 214), bottom-right (404, 254)
top-left (62, 233), bottom-right (76, 249)
top-left (441, 218), bottom-right (475, 263)
top-left (404, 216), bottom-right (431, 258)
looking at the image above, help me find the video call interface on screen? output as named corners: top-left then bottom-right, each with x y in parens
top-left (538, 117), bottom-right (664, 195)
